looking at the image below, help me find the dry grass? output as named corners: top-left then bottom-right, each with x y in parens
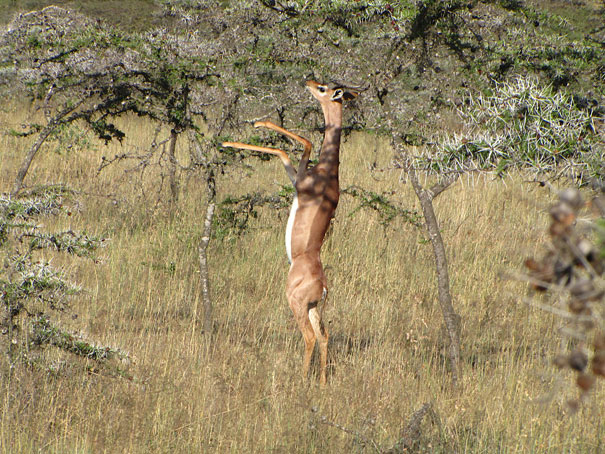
top-left (1, 104), bottom-right (604, 453)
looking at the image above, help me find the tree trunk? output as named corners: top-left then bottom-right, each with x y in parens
top-left (198, 177), bottom-right (216, 335)
top-left (410, 170), bottom-right (462, 386)
top-left (11, 124), bottom-right (57, 196)
top-left (168, 129), bottom-right (179, 205)
top-left (189, 127), bottom-right (217, 335)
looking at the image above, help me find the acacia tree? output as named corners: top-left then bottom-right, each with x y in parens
top-left (1, 6), bottom-right (223, 197)
top-left (0, 6), bottom-right (239, 333)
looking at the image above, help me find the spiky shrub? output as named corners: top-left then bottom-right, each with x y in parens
top-left (0, 186), bottom-right (124, 368)
top-left (524, 189), bottom-right (605, 409)
top-left (418, 77), bottom-right (604, 182)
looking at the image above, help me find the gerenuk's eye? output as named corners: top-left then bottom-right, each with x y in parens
top-left (318, 85), bottom-right (327, 93)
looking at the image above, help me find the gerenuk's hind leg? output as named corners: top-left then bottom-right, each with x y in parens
top-left (288, 296), bottom-right (316, 380)
top-left (308, 289), bottom-right (329, 386)
top-left (300, 315), bottom-right (317, 380)
top-left (288, 278), bottom-right (328, 383)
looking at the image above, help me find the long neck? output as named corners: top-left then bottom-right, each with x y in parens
top-left (318, 102), bottom-right (343, 176)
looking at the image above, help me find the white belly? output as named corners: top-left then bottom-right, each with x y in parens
top-left (285, 194), bottom-right (298, 264)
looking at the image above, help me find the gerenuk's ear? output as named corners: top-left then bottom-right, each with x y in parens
top-left (330, 89), bottom-right (344, 101)
top-left (331, 88), bottom-right (359, 102)
top-left (342, 89), bottom-right (359, 101)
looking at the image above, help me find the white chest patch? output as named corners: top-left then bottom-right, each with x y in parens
top-left (285, 194), bottom-right (298, 264)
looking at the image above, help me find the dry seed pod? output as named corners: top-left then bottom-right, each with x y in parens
top-left (524, 257), bottom-right (541, 273)
top-left (549, 202), bottom-right (576, 227)
top-left (568, 349), bottom-right (588, 372)
top-left (525, 254), bottom-right (574, 289)
top-left (576, 372), bottom-right (596, 392)
top-left (525, 258), bottom-right (553, 291)
top-left (576, 239), bottom-right (594, 258)
top-left (549, 221), bottom-right (571, 238)
top-left (574, 239), bottom-right (605, 274)
top-left (591, 351), bottom-right (605, 377)
top-left (559, 188), bottom-right (583, 211)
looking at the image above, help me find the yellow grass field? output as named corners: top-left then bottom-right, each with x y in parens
top-left (1, 104), bottom-right (603, 453)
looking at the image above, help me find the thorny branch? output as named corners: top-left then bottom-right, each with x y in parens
top-left (523, 188), bottom-right (605, 409)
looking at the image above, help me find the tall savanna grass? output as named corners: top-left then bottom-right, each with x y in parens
top-left (1, 102), bottom-right (603, 453)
